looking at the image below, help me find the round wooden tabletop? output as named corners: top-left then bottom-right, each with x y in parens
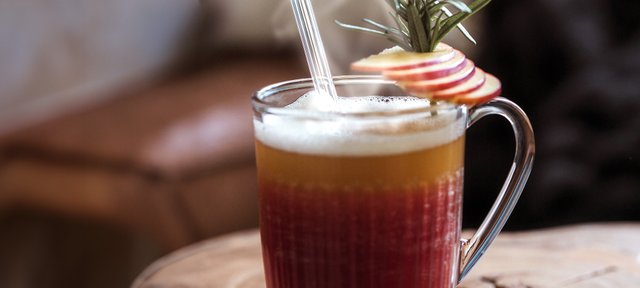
top-left (132, 223), bottom-right (640, 288)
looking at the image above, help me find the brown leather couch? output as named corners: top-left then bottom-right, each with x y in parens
top-left (1, 53), bottom-right (306, 246)
top-left (0, 53), bottom-right (306, 287)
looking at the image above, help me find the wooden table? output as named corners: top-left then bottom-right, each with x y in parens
top-left (132, 223), bottom-right (640, 287)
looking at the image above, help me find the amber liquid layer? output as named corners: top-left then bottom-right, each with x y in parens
top-left (256, 138), bottom-right (465, 288)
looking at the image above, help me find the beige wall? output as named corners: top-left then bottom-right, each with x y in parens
top-left (0, 0), bottom-right (200, 134)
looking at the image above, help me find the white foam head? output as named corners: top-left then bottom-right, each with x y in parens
top-left (254, 91), bottom-right (465, 156)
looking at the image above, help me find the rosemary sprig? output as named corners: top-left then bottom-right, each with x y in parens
top-left (336, 0), bottom-right (491, 52)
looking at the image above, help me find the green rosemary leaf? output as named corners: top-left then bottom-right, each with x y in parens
top-left (440, 6), bottom-right (476, 44)
top-left (467, 0), bottom-right (492, 12)
top-left (430, 10), bottom-right (445, 51)
top-left (417, 0), bottom-right (427, 11)
top-left (408, 2), bottom-right (430, 52)
top-left (337, 0), bottom-right (491, 52)
top-left (396, 4), bottom-right (408, 20)
top-left (454, 23), bottom-right (477, 44)
top-left (388, 12), bottom-right (410, 42)
top-left (335, 20), bottom-right (385, 36)
top-left (435, 13), bottom-right (467, 44)
top-left (428, 0), bottom-right (469, 17)
top-left (421, 2), bottom-right (432, 48)
top-left (388, 0), bottom-right (406, 16)
top-left (440, 0), bottom-right (471, 13)
top-left (406, 19), bottom-right (420, 50)
top-left (435, 0), bottom-right (490, 44)
top-left (388, 38), bottom-right (414, 51)
top-left (389, 11), bottom-right (409, 35)
top-left (362, 18), bottom-right (404, 37)
top-left (428, 3), bottom-right (447, 15)
top-left (337, 20), bottom-right (412, 50)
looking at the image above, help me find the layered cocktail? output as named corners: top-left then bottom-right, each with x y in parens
top-left (254, 81), bottom-right (468, 287)
top-left (253, 0), bottom-right (534, 287)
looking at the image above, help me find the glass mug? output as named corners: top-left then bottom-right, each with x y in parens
top-left (252, 76), bottom-right (534, 288)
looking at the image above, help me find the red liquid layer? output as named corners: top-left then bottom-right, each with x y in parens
top-left (259, 173), bottom-right (463, 288)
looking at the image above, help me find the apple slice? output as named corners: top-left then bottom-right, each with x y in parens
top-left (400, 60), bottom-right (476, 93)
top-left (453, 73), bottom-right (501, 105)
top-left (382, 50), bottom-right (466, 81)
top-left (351, 43), bottom-right (455, 72)
top-left (431, 68), bottom-right (487, 100)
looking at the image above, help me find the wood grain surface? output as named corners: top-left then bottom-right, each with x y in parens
top-left (132, 223), bottom-right (640, 288)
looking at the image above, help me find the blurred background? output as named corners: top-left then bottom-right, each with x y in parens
top-left (0, 0), bottom-right (638, 287)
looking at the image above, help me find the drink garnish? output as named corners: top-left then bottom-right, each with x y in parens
top-left (337, 0), bottom-right (500, 106)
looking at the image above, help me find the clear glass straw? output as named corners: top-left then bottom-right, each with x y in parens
top-left (290, 0), bottom-right (338, 100)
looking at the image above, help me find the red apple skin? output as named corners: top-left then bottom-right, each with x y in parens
top-left (382, 50), bottom-right (466, 81)
top-left (431, 68), bottom-right (487, 100)
top-left (349, 43), bottom-right (502, 106)
top-left (453, 73), bottom-right (502, 105)
top-left (382, 52), bottom-right (454, 71)
top-left (351, 43), bottom-right (455, 72)
top-left (401, 60), bottom-right (476, 93)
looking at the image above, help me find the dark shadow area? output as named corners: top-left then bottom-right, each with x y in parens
top-left (0, 209), bottom-right (161, 288)
top-left (463, 0), bottom-right (640, 230)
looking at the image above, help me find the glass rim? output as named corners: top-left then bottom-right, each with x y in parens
top-left (252, 75), bottom-right (462, 119)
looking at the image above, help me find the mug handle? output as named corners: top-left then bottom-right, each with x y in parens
top-left (458, 97), bottom-right (536, 281)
